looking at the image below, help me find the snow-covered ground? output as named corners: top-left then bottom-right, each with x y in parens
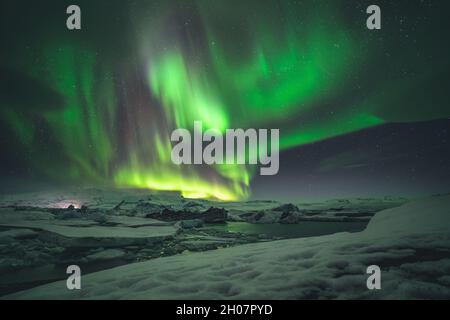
top-left (4, 194), bottom-right (449, 300)
top-left (0, 208), bottom-right (176, 239)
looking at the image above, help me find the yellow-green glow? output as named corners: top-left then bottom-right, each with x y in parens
top-left (3, 0), bottom-right (424, 201)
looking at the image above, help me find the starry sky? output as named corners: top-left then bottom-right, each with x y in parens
top-left (1, 0), bottom-right (449, 200)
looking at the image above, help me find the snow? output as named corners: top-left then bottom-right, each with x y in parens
top-left (0, 208), bottom-right (177, 239)
top-left (86, 249), bottom-right (126, 262)
top-left (364, 195), bottom-right (450, 236)
top-left (4, 194), bottom-right (449, 300)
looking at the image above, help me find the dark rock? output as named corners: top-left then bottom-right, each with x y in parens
top-left (239, 212), bottom-right (255, 218)
top-left (273, 203), bottom-right (299, 213)
top-left (145, 207), bottom-right (227, 224)
top-left (183, 201), bottom-right (204, 211)
top-left (279, 211), bottom-right (290, 220)
top-left (277, 204), bottom-right (303, 223)
top-left (279, 211), bottom-right (302, 224)
top-left (253, 212), bottom-right (265, 221)
top-left (113, 200), bottom-right (125, 210)
top-left (67, 205), bottom-right (75, 210)
top-left (135, 202), bottom-right (163, 212)
top-left (175, 219), bottom-right (204, 229)
top-left (201, 207), bottom-right (227, 223)
top-left (80, 205), bottom-right (88, 213)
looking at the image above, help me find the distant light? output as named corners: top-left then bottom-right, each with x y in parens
top-left (53, 200), bottom-right (82, 209)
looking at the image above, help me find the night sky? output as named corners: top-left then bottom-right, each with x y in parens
top-left (1, 0), bottom-right (449, 201)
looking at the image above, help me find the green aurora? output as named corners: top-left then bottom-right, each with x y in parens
top-left (1, 0), bottom-right (449, 200)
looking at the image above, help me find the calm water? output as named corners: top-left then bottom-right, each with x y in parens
top-left (212, 221), bottom-right (368, 239)
top-left (0, 221), bottom-right (368, 297)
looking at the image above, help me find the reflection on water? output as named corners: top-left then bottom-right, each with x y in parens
top-left (212, 221), bottom-right (368, 239)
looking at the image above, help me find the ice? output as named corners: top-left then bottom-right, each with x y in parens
top-left (364, 195), bottom-right (450, 236)
top-left (86, 249), bottom-right (126, 262)
top-left (0, 209), bottom-right (176, 239)
top-left (4, 194), bottom-right (449, 300)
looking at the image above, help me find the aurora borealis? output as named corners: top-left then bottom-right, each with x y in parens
top-left (1, 0), bottom-right (450, 200)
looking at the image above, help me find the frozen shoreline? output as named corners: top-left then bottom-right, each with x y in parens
top-left (4, 194), bottom-right (449, 299)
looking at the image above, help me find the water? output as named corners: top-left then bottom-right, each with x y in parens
top-left (0, 221), bottom-right (369, 297)
top-left (213, 221), bottom-right (368, 239)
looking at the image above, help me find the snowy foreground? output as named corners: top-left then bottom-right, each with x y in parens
top-left (4, 194), bottom-right (450, 299)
